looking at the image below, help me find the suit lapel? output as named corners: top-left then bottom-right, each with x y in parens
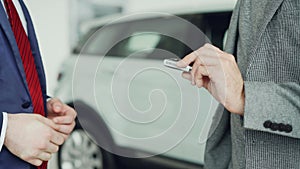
top-left (19, 0), bottom-right (41, 58)
top-left (0, 2), bottom-right (30, 94)
top-left (224, 0), bottom-right (241, 55)
top-left (246, 0), bottom-right (284, 75)
top-left (18, 0), bottom-right (47, 92)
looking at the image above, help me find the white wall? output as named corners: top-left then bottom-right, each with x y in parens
top-left (24, 0), bottom-right (70, 95)
top-left (123, 0), bottom-right (237, 14)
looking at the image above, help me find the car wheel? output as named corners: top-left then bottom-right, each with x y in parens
top-left (58, 125), bottom-right (116, 169)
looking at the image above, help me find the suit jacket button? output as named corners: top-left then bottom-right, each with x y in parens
top-left (263, 120), bottom-right (272, 129)
top-left (22, 102), bottom-right (31, 109)
top-left (270, 123), bottom-right (279, 131)
top-left (285, 124), bottom-right (293, 133)
top-left (278, 123), bottom-right (285, 132)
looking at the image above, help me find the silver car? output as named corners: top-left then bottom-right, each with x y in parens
top-left (54, 6), bottom-right (233, 169)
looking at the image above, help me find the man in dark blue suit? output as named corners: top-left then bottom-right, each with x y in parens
top-left (0, 0), bottom-right (76, 168)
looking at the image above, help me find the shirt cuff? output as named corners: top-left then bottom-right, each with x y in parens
top-left (0, 112), bottom-right (8, 152)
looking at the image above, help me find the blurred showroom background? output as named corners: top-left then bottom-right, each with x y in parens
top-left (25, 0), bottom-right (236, 95)
top-left (24, 0), bottom-right (237, 169)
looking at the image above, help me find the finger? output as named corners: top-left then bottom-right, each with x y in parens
top-left (193, 44), bottom-right (224, 66)
top-left (177, 52), bottom-right (198, 67)
top-left (61, 133), bottom-right (70, 141)
top-left (195, 78), bottom-right (204, 88)
top-left (182, 72), bottom-right (192, 81)
top-left (55, 122), bottom-right (76, 135)
top-left (190, 58), bottom-right (201, 85)
top-left (52, 111), bottom-right (76, 124)
top-left (195, 66), bottom-right (209, 88)
top-left (50, 130), bottom-right (65, 146)
top-left (199, 65), bottom-right (217, 83)
top-left (37, 152), bottom-right (52, 161)
top-left (37, 115), bottom-right (60, 131)
top-left (203, 43), bottom-right (222, 52)
top-left (198, 55), bottom-right (218, 66)
top-left (47, 98), bottom-right (63, 113)
top-left (194, 67), bottom-right (204, 88)
top-left (51, 104), bottom-right (77, 124)
top-left (197, 65), bottom-right (210, 77)
top-left (194, 50), bottom-right (220, 66)
top-left (195, 76), bottom-right (212, 89)
top-left (44, 142), bottom-right (59, 153)
top-left (202, 76), bottom-right (211, 90)
top-left (28, 159), bottom-right (43, 167)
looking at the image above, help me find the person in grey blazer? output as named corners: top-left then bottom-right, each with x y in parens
top-left (177, 0), bottom-right (300, 168)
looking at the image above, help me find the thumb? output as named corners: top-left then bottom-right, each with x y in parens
top-left (47, 98), bottom-right (63, 113)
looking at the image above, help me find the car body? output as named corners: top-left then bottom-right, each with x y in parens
top-left (54, 1), bottom-right (235, 168)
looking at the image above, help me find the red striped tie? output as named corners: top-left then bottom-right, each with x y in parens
top-left (4, 0), bottom-right (47, 169)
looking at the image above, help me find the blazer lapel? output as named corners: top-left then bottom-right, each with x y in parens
top-left (18, 0), bottom-right (47, 92)
top-left (0, 2), bottom-right (30, 94)
top-left (246, 0), bottom-right (284, 75)
top-left (224, 0), bottom-right (241, 55)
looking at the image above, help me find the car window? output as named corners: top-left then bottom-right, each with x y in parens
top-left (82, 23), bottom-right (127, 56)
top-left (105, 32), bottom-right (162, 58)
top-left (105, 33), bottom-right (190, 59)
top-left (128, 33), bottom-right (161, 52)
top-left (79, 12), bottom-right (232, 59)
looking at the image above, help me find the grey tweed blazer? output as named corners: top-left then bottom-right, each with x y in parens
top-left (204, 0), bottom-right (300, 169)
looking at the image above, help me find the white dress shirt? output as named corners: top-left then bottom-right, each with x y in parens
top-left (1, 0), bottom-right (27, 33)
top-left (0, 0), bottom-right (28, 152)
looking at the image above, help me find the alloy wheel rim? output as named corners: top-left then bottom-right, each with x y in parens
top-left (60, 129), bottom-right (103, 169)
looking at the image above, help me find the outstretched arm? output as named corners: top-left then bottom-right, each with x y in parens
top-left (178, 43), bottom-right (300, 139)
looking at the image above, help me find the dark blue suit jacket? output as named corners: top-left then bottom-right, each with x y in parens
top-left (0, 0), bottom-right (47, 168)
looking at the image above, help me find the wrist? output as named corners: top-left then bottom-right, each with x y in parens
top-left (234, 89), bottom-right (245, 115)
top-left (225, 84), bottom-right (245, 115)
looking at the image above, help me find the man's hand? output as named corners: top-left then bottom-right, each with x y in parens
top-left (47, 98), bottom-right (76, 140)
top-left (4, 114), bottom-right (64, 166)
top-left (177, 43), bottom-right (245, 115)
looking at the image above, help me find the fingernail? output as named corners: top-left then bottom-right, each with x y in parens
top-left (54, 105), bottom-right (61, 111)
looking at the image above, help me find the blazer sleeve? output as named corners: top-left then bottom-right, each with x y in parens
top-left (243, 82), bottom-right (300, 139)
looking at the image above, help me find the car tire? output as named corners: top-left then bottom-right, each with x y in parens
top-left (57, 122), bottom-right (116, 169)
